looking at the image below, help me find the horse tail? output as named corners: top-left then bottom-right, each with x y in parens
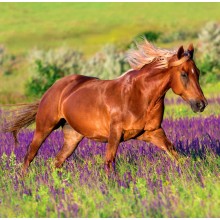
top-left (1, 101), bottom-right (40, 144)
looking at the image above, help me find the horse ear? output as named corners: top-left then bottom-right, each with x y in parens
top-left (187, 43), bottom-right (194, 59)
top-left (177, 45), bottom-right (184, 59)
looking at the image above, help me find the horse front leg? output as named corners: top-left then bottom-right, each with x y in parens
top-left (105, 122), bottom-right (122, 175)
top-left (137, 127), bottom-right (179, 162)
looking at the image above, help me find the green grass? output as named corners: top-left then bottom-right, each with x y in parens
top-left (164, 103), bottom-right (220, 119)
top-left (0, 152), bottom-right (220, 217)
top-left (203, 81), bottom-right (220, 97)
top-left (0, 2), bottom-right (220, 55)
top-left (163, 81), bottom-right (220, 119)
top-left (164, 81), bottom-right (220, 119)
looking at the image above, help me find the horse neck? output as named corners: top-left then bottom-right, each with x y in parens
top-left (135, 65), bottom-right (171, 104)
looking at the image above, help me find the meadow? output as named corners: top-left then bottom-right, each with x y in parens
top-left (1, 2), bottom-right (220, 55)
top-left (1, 2), bottom-right (220, 104)
top-left (1, 2), bottom-right (220, 218)
top-left (1, 88), bottom-right (220, 217)
top-left (0, 109), bottom-right (220, 217)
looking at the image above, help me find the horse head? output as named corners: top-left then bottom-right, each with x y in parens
top-left (169, 44), bottom-right (208, 113)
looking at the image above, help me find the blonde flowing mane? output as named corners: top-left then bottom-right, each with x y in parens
top-left (126, 39), bottom-right (177, 70)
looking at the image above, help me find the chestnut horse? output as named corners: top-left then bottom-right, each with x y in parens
top-left (2, 40), bottom-right (207, 175)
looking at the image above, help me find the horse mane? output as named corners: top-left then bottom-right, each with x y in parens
top-left (126, 39), bottom-right (177, 70)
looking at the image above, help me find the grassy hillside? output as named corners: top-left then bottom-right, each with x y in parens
top-left (0, 2), bottom-right (220, 105)
top-left (0, 2), bottom-right (220, 55)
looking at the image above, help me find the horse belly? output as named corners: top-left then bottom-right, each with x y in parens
top-left (123, 129), bottom-right (143, 141)
top-left (62, 91), bottom-right (110, 141)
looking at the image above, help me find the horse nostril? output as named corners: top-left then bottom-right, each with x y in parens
top-left (196, 101), bottom-right (202, 108)
top-left (198, 101), bottom-right (205, 111)
top-left (190, 100), bottom-right (206, 113)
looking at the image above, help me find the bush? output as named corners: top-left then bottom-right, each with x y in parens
top-left (28, 47), bottom-right (84, 75)
top-left (198, 21), bottom-right (220, 60)
top-left (127, 31), bottom-right (161, 49)
top-left (0, 45), bottom-right (17, 76)
top-left (196, 22), bottom-right (220, 84)
top-left (26, 60), bottom-right (63, 97)
top-left (26, 47), bottom-right (84, 98)
top-left (160, 30), bottom-right (197, 43)
top-left (196, 55), bottom-right (217, 75)
top-left (135, 31), bottom-right (161, 42)
top-left (204, 72), bottom-right (218, 84)
top-left (196, 55), bottom-right (220, 84)
top-left (26, 45), bottom-right (128, 98)
top-left (82, 45), bottom-right (129, 79)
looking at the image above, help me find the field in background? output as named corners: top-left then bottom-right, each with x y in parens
top-left (0, 2), bottom-right (220, 106)
top-left (1, 2), bottom-right (220, 55)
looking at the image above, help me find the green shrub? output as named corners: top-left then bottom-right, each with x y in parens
top-left (82, 45), bottom-right (129, 79)
top-left (198, 21), bottom-right (220, 60)
top-left (0, 45), bottom-right (17, 76)
top-left (196, 22), bottom-right (220, 84)
top-left (26, 45), bottom-right (128, 98)
top-left (196, 55), bottom-right (220, 84)
top-left (204, 72), bottom-right (218, 84)
top-left (196, 55), bottom-right (217, 76)
top-left (135, 31), bottom-right (161, 42)
top-left (160, 30), bottom-right (197, 43)
top-left (127, 31), bottom-right (161, 49)
top-left (28, 47), bottom-right (84, 75)
top-left (26, 47), bottom-right (84, 98)
top-left (26, 60), bottom-right (63, 98)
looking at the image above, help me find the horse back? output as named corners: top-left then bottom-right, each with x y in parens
top-left (37, 74), bottom-right (98, 121)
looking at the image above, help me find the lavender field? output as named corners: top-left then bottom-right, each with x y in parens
top-left (1, 111), bottom-right (220, 217)
top-left (1, 2), bottom-right (220, 218)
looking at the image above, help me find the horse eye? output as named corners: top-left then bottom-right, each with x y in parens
top-left (181, 72), bottom-right (188, 78)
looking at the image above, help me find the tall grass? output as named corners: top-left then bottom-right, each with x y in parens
top-left (0, 116), bottom-right (220, 217)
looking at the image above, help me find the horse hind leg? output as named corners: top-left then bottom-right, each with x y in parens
top-left (54, 123), bottom-right (83, 168)
top-left (22, 115), bottom-right (63, 175)
top-left (22, 129), bottom-right (50, 175)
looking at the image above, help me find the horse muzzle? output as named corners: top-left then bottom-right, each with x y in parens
top-left (190, 99), bottom-right (208, 113)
